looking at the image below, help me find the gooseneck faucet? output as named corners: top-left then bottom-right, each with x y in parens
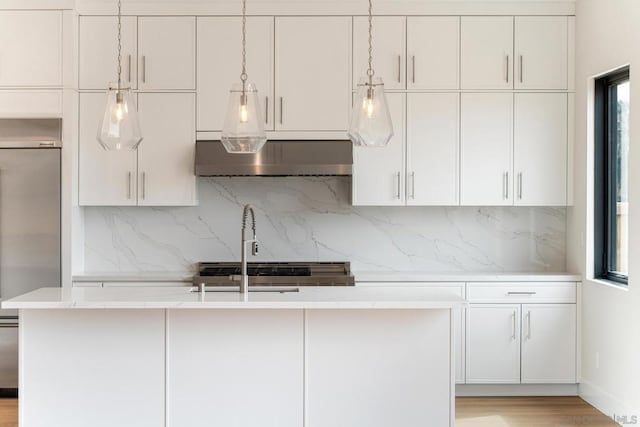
top-left (239, 204), bottom-right (259, 294)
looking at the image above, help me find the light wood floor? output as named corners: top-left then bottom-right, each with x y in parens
top-left (0, 397), bottom-right (615, 426)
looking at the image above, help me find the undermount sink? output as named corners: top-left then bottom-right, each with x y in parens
top-left (191, 286), bottom-right (300, 294)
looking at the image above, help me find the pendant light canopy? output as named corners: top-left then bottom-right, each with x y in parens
top-left (348, 0), bottom-right (393, 147)
top-left (97, 0), bottom-right (143, 151)
top-left (221, 0), bottom-right (267, 154)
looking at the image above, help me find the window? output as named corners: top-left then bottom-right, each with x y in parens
top-left (594, 67), bottom-right (630, 285)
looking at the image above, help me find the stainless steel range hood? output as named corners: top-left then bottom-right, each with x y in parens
top-left (195, 140), bottom-right (352, 176)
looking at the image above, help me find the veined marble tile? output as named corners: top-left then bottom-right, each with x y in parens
top-left (83, 177), bottom-right (566, 273)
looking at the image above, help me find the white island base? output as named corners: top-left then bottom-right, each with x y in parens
top-left (6, 287), bottom-right (465, 427)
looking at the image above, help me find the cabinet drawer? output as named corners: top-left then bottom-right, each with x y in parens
top-left (467, 282), bottom-right (576, 303)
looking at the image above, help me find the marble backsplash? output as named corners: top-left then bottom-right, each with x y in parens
top-left (83, 177), bottom-right (567, 273)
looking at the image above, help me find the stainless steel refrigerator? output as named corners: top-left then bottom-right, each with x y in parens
top-left (0, 119), bottom-right (61, 391)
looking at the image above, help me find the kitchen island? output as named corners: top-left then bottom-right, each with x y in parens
top-left (4, 286), bottom-right (466, 427)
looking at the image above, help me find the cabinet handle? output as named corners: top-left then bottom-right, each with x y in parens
top-left (507, 291), bottom-right (537, 295)
top-left (511, 311), bottom-right (516, 340)
top-left (265, 96), bottom-right (269, 124)
top-left (141, 172), bottom-right (146, 200)
top-left (127, 172), bottom-right (132, 199)
top-left (410, 172), bottom-right (416, 199)
top-left (141, 56), bottom-right (146, 83)
top-left (127, 54), bottom-right (132, 83)
top-left (527, 310), bottom-right (532, 340)
top-left (279, 97), bottom-right (283, 125)
top-left (502, 172), bottom-right (508, 200)
top-left (519, 55), bottom-right (524, 84)
top-left (411, 55), bottom-right (416, 84)
top-left (397, 55), bottom-right (402, 83)
top-left (395, 172), bottom-right (401, 200)
top-left (518, 172), bottom-right (523, 200)
top-left (505, 55), bottom-right (509, 83)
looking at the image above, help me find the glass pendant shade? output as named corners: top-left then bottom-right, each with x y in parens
top-left (97, 83), bottom-right (143, 151)
top-left (221, 82), bottom-right (267, 154)
top-left (348, 77), bottom-right (394, 147)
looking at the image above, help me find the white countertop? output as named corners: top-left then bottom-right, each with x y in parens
top-left (2, 286), bottom-right (467, 310)
top-left (72, 271), bottom-right (581, 283)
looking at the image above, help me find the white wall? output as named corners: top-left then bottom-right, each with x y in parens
top-left (569, 0), bottom-right (640, 419)
top-left (82, 177), bottom-right (566, 273)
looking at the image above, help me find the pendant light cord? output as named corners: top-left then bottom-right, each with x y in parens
top-left (240, 0), bottom-right (248, 95)
top-left (116, 0), bottom-right (122, 91)
top-left (367, 0), bottom-right (374, 86)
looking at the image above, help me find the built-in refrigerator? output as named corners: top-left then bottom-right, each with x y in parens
top-left (0, 119), bottom-right (61, 391)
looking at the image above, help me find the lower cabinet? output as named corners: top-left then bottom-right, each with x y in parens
top-left (167, 310), bottom-right (304, 427)
top-left (466, 302), bottom-right (577, 384)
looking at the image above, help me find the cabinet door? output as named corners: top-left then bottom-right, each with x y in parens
top-left (515, 17), bottom-right (568, 90)
top-left (466, 305), bottom-right (521, 384)
top-left (0, 11), bottom-right (62, 87)
top-left (78, 92), bottom-right (137, 206)
top-left (521, 304), bottom-right (576, 383)
top-left (407, 17), bottom-right (459, 90)
top-left (406, 93), bottom-right (459, 206)
top-left (461, 17), bottom-right (513, 90)
top-left (514, 93), bottom-right (567, 206)
top-left (137, 93), bottom-right (196, 206)
top-left (79, 16), bottom-right (137, 90)
top-left (354, 16), bottom-right (405, 90)
top-left (138, 17), bottom-right (195, 90)
top-left (197, 17), bottom-right (274, 131)
top-left (352, 93), bottom-right (405, 206)
top-left (460, 93), bottom-right (513, 206)
top-left (167, 310), bottom-right (304, 427)
top-left (275, 17), bottom-right (351, 131)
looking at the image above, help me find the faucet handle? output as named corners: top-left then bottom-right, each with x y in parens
top-left (252, 241), bottom-right (259, 256)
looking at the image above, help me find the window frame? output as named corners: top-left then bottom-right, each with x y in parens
top-left (594, 66), bottom-right (630, 286)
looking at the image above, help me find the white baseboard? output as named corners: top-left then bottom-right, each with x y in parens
top-left (456, 384), bottom-right (579, 397)
top-left (579, 380), bottom-right (639, 425)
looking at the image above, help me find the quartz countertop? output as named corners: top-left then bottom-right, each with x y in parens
top-left (2, 286), bottom-right (467, 310)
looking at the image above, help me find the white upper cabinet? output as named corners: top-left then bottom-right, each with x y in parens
top-left (275, 17), bottom-right (351, 131)
top-left (138, 17), bottom-right (196, 90)
top-left (0, 11), bottom-right (62, 87)
top-left (197, 17), bottom-right (274, 131)
top-left (79, 92), bottom-right (138, 207)
top-left (407, 17), bottom-right (459, 90)
top-left (514, 93), bottom-right (567, 206)
top-left (515, 17), bottom-right (568, 90)
top-left (460, 93), bottom-right (513, 206)
top-left (352, 93), bottom-right (405, 206)
top-left (461, 17), bottom-right (514, 90)
top-left (137, 93), bottom-right (197, 206)
top-left (353, 16), bottom-right (405, 90)
top-left (406, 93), bottom-right (459, 206)
top-left (521, 304), bottom-right (576, 384)
top-left (79, 16), bottom-right (137, 90)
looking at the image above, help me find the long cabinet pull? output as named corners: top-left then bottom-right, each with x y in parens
top-left (527, 310), bottom-right (532, 340)
top-left (127, 54), bottom-right (132, 83)
top-left (0, 323), bottom-right (18, 328)
top-left (279, 97), bottom-right (283, 125)
top-left (502, 172), bottom-right (509, 200)
top-left (397, 55), bottom-right (402, 83)
top-left (517, 172), bottom-right (523, 200)
top-left (511, 311), bottom-right (516, 340)
top-left (141, 56), bottom-right (146, 83)
top-left (410, 172), bottom-right (416, 199)
top-left (265, 96), bottom-right (269, 125)
top-left (519, 55), bottom-right (524, 83)
top-left (141, 172), bottom-right (146, 200)
top-left (507, 291), bottom-right (537, 295)
top-left (411, 55), bottom-right (416, 84)
top-left (395, 172), bottom-right (401, 200)
top-left (505, 55), bottom-right (509, 83)
top-left (127, 172), bottom-right (132, 200)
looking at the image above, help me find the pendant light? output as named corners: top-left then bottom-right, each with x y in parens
top-left (97, 0), bottom-right (143, 151)
top-left (348, 0), bottom-right (393, 147)
top-left (221, 0), bottom-right (267, 154)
